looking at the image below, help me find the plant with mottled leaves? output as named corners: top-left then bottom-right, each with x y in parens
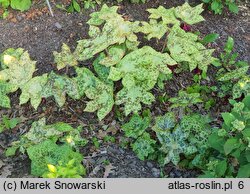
top-left (131, 132), bottom-right (156, 160)
top-left (5, 118), bottom-right (87, 156)
top-left (53, 44), bottom-right (78, 70)
top-left (109, 46), bottom-right (176, 115)
top-left (167, 25), bottom-right (215, 73)
top-left (74, 67), bottom-right (114, 120)
top-left (169, 90), bottom-right (203, 110)
top-left (0, 48), bottom-right (36, 89)
top-left (153, 112), bottom-right (210, 165)
top-left (73, 4), bottom-right (140, 62)
top-left (141, 3), bottom-right (204, 40)
top-left (122, 114), bottom-right (150, 139)
top-left (232, 76), bottom-right (250, 99)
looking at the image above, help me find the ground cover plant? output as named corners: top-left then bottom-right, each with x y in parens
top-left (0, 0), bottom-right (249, 178)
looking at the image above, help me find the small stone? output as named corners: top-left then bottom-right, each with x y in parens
top-left (152, 168), bottom-right (160, 177)
top-left (55, 22), bottom-right (62, 30)
top-left (146, 162), bottom-right (153, 168)
top-left (33, 27), bottom-right (38, 33)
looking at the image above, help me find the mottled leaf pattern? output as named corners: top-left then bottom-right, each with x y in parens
top-left (140, 19), bottom-right (169, 40)
top-left (142, 3), bottom-right (204, 39)
top-left (153, 113), bottom-right (210, 165)
top-left (218, 66), bottom-right (249, 81)
top-left (122, 114), bottom-right (150, 139)
top-left (19, 74), bottom-right (48, 109)
top-left (42, 72), bottom-right (80, 107)
top-left (169, 90), bottom-right (203, 108)
top-left (233, 76), bottom-right (250, 99)
top-left (0, 81), bottom-right (16, 108)
top-left (167, 25), bottom-right (215, 72)
top-left (93, 53), bottom-right (113, 86)
top-left (53, 44), bottom-right (78, 70)
top-left (174, 2), bottom-right (204, 25)
top-left (116, 86), bottom-right (155, 116)
top-left (108, 46), bottom-right (175, 115)
top-left (99, 44), bottom-right (126, 67)
top-left (74, 67), bottom-right (114, 120)
top-left (0, 48), bottom-right (36, 89)
top-left (132, 132), bottom-right (156, 160)
top-left (75, 4), bottom-right (139, 61)
top-left (109, 46), bottom-right (176, 90)
top-left (147, 6), bottom-right (180, 25)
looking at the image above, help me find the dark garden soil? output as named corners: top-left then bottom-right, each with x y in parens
top-left (0, 0), bottom-right (249, 178)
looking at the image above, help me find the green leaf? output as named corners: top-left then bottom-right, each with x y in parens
top-left (53, 44), bottom-right (78, 70)
top-left (224, 37), bottom-right (234, 53)
top-left (122, 114), bottom-right (150, 139)
top-left (22, 118), bottom-right (65, 145)
top-left (87, 4), bottom-right (119, 26)
top-left (224, 138), bottom-right (240, 155)
top-left (74, 67), bottom-right (114, 120)
top-left (19, 74), bottom-right (48, 109)
top-left (132, 132), bottom-right (156, 160)
top-left (215, 160), bottom-right (227, 177)
top-left (201, 33), bottom-right (219, 45)
top-left (228, 3), bottom-right (239, 14)
top-left (143, 3), bottom-right (204, 39)
top-left (167, 25), bottom-right (215, 73)
top-left (237, 164), bottom-right (250, 178)
top-left (72, 0), bottom-right (81, 12)
top-left (218, 66), bottom-right (249, 81)
top-left (211, 0), bottom-right (223, 14)
top-left (147, 6), bottom-right (180, 26)
top-left (140, 19), bottom-right (168, 40)
top-left (5, 146), bottom-right (18, 157)
top-left (174, 2), bottom-right (205, 25)
top-left (10, 0), bottom-right (32, 11)
top-left (221, 112), bottom-right (235, 127)
top-left (115, 86), bottom-right (155, 116)
top-left (242, 128), bottom-right (250, 138)
top-left (0, 48), bottom-right (36, 89)
top-left (153, 112), bottom-right (176, 133)
top-left (245, 150), bottom-right (250, 162)
top-left (242, 95), bottom-right (250, 108)
top-left (109, 46), bottom-right (175, 91)
top-left (0, 0), bottom-right (10, 8)
top-left (2, 115), bottom-right (20, 129)
top-left (93, 53), bottom-right (113, 86)
top-left (42, 72), bottom-right (80, 107)
top-left (99, 44), bottom-right (126, 67)
top-left (169, 90), bottom-right (203, 109)
top-left (233, 76), bottom-right (250, 99)
top-left (0, 81), bottom-right (16, 108)
top-left (108, 46), bottom-right (175, 115)
top-left (75, 4), bottom-right (139, 61)
top-left (208, 131), bottom-right (225, 153)
top-left (27, 140), bottom-right (83, 176)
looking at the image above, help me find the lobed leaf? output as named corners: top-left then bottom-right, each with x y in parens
top-left (19, 74), bottom-right (48, 109)
top-left (42, 72), bottom-right (80, 107)
top-left (0, 48), bottom-right (36, 89)
top-left (53, 44), bottom-right (78, 70)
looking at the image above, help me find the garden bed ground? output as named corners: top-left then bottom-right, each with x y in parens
top-left (0, 0), bottom-right (249, 178)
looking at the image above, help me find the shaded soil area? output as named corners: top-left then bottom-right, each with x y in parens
top-left (0, 0), bottom-right (249, 178)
